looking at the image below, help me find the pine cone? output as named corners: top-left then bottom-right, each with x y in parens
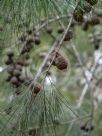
top-left (73, 6), bottom-right (84, 22)
top-left (55, 55), bottom-right (68, 70)
top-left (31, 82), bottom-right (42, 94)
top-left (64, 30), bottom-right (73, 41)
top-left (89, 16), bottom-right (100, 26)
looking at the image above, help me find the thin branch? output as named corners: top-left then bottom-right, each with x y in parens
top-left (70, 42), bottom-right (98, 108)
top-left (34, 16), bottom-right (73, 82)
top-left (77, 63), bottom-right (98, 108)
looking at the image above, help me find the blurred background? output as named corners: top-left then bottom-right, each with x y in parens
top-left (0, 0), bottom-right (102, 136)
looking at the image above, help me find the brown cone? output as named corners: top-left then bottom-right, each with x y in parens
top-left (5, 58), bottom-right (13, 65)
top-left (73, 7), bottom-right (84, 22)
top-left (64, 30), bottom-right (73, 41)
top-left (28, 128), bottom-right (37, 136)
top-left (6, 50), bottom-right (14, 57)
top-left (10, 76), bottom-right (19, 85)
top-left (13, 69), bottom-right (21, 77)
top-left (31, 82), bottom-right (42, 94)
top-left (55, 55), bottom-right (68, 70)
top-left (89, 16), bottom-right (100, 26)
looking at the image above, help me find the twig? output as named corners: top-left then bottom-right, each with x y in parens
top-left (36, 15), bottom-right (70, 32)
top-left (70, 42), bottom-right (98, 108)
top-left (77, 63), bottom-right (98, 108)
top-left (77, 84), bottom-right (88, 108)
top-left (34, 16), bottom-right (73, 82)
